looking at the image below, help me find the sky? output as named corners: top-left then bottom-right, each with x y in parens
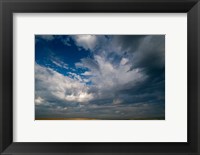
top-left (35, 35), bottom-right (165, 120)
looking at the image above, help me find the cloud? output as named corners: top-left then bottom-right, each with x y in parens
top-left (36, 35), bottom-right (73, 47)
top-left (136, 35), bottom-right (165, 69)
top-left (120, 58), bottom-right (129, 65)
top-left (113, 98), bottom-right (123, 105)
top-left (51, 60), bottom-right (63, 68)
top-left (78, 54), bottom-right (147, 102)
top-left (72, 35), bottom-right (164, 109)
top-left (51, 58), bottom-right (69, 70)
top-left (111, 35), bottom-right (146, 53)
top-left (37, 35), bottom-right (55, 41)
top-left (81, 71), bottom-right (92, 76)
top-left (112, 35), bottom-right (165, 72)
top-left (72, 35), bottom-right (97, 50)
top-left (75, 58), bottom-right (99, 71)
top-left (35, 96), bottom-right (45, 105)
top-left (35, 63), bottom-right (93, 104)
top-left (61, 37), bottom-right (71, 46)
top-left (35, 35), bottom-right (165, 119)
top-left (68, 72), bottom-right (83, 82)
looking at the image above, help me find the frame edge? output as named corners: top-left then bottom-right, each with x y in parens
top-left (0, 0), bottom-right (3, 153)
top-left (1, 0), bottom-right (200, 154)
top-left (197, 1), bottom-right (200, 154)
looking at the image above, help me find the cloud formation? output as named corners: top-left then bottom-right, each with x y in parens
top-left (37, 35), bottom-right (55, 41)
top-left (35, 35), bottom-right (165, 119)
top-left (72, 35), bottom-right (97, 50)
top-left (35, 63), bottom-right (93, 104)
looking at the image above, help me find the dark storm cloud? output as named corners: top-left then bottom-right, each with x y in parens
top-left (106, 35), bottom-right (165, 111)
top-left (128, 36), bottom-right (164, 71)
top-left (111, 35), bottom-right (146, 54)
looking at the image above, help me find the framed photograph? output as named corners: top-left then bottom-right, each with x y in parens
top-left (0, 0), bottom-right (199, 154)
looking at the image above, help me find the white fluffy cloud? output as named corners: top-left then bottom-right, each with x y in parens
top-left (35, 64), bottom-right (93, 104)
top-left (72, 35), bottom-right (97, 50)
top-left (35, 96), bottom-right (45, 105)
top-left (80, 54), bottom-right (146, 100)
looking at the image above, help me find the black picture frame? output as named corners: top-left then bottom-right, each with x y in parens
top-left (0, 0), bottom-right (200, 154)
